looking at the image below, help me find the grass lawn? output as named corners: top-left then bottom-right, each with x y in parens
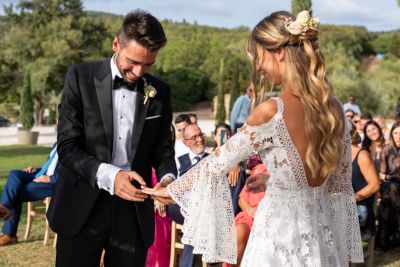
top-left (0, 145), bottom-right (55, 267)
top-left (0, 145), bottom-right (399, 266)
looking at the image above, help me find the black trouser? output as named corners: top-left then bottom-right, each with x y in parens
top-left (56, 191), bottom-right (147, 267)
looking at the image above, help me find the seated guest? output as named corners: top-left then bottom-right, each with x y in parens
top-left (168, 124), bottom-right (208, 267)
top-left (362, 120), bottom-right (387, 172)
top-left (345, 109), bottom-right (355, 121)
top-left (376, 120), bottom-right (400, 251)
top-left (350, 123), bottom-right (380, 239)
top-left (145, 170), bottom-right (172, 267)
top-left (0, 143), bottom-right (59, 246)
top-left (174, 114), bottom-right (192, 173)
top-left (187, 113), bottom-right (198, 125)
top-left (374, 115), bottom-right (390, 141)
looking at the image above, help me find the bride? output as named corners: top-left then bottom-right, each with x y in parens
top-left (144, 10), bottom-right (363, 266)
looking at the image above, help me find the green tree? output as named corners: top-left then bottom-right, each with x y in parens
top-left (366, 58), bottom-right (400, 116)
top-left (229, 66), bottom-right (240, 112)
top-left (291, 0), bottom-right (312, 15)
top-left (216, 59), bottom-right (226, 123)
top-left (19, 68), bottom-right (34, 129)
top-left (1, 0), bottom-right (108, 124)
top-left (388, 33), bottom-right (400, 58)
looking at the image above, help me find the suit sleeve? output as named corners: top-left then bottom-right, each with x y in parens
top-left (57, 65), bottom-right (102, 188)
top-left (150, 84), bottom-right (177, 181)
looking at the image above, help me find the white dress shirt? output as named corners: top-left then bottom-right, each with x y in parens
top-left (96, 55), bottom-right (175, 195)
top-left (188, 151), bottom-right (206, 165)
top-left (46, 153), bottom-right (59, 176)
top-left (343, 102), bottom-right (361, 115)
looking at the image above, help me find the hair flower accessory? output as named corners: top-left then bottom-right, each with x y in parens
top-left (143, 77), bottom-right (157, 104)
top-left (285, 10), bottom-right (320, 36)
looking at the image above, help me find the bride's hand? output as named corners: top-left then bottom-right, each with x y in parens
top-left (142, 186), bottom-right (176, 205)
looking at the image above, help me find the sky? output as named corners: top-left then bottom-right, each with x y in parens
top-left (1, 0), bottom-right (399, 32)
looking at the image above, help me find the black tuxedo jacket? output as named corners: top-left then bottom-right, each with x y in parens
top-left (47, 58), bottom-right (177, 246)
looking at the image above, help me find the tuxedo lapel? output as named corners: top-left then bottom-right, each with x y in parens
top-left (131, 76), bottom-right (149, 161)
top-left (94, 60), bottom-right (113, 161)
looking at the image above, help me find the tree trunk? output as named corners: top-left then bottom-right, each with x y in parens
top-left (34, 98), bottom-right (44, 126)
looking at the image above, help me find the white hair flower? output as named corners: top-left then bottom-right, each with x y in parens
top-left (285, 10), bottom-right (320, 36)
top-left (296, 10), bottom-right (310, 26)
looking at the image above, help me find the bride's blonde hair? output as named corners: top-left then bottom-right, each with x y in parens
top-left (246, 11), bottom-right (343, 178)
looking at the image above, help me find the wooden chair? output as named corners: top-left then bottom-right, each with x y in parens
top-left (170, 221), bottom-right (207, 267)
top-left (24, 196), bottom-right (56, 246)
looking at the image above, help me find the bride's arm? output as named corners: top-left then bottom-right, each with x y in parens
top-left (159, 99), bottom-right (278, 264)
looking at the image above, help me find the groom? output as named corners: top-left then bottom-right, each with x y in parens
top-left (47, 10), bottom-right (177, 266)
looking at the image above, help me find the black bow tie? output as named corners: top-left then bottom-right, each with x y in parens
top-left (112, 76), bottom-right (137, 91)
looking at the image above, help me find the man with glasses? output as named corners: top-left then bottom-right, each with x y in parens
top-left (168, 124), bottom-right (209, 267)
top-left (178, 124), bottom-right (208, 176)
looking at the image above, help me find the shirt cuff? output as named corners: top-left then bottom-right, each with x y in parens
top-left (160, 173), bottom-right (176, 182)
top-left (96, 163), bottom-right (121, 195)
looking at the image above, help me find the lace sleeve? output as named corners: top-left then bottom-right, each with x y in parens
top-left (167, 121), bottom-right (275, 264)
top-left (326, 120), bottom-right (364, 263)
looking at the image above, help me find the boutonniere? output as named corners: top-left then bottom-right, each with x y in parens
top-left (143, 77), bottom-right (157, 104)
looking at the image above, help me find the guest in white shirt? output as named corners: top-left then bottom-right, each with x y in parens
top-left (343, 95), bottom-right (361, 115)
top-left (174, 114), bottom-right (192, 173)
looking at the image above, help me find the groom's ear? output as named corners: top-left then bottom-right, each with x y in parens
top-left (112, 36), bottom-right (120, 53)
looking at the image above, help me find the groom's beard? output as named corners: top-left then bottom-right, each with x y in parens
top-left (115, 53), bottom-right (140, 83)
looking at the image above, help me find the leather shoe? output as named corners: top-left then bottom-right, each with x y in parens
top-left (0, 235), bottom-right (17, 246)
top-left (0, 204), bottom-right (11, 220)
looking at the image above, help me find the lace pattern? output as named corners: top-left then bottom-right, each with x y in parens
top-left (168, 120), bottom-right (276, 263)
top-left (325, 119), bottom-right (364, 263)
top-left (168, 97), bottom-right (363, 265)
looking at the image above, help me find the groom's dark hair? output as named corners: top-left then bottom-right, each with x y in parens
top-left (118, 9), bottom-right (167, 52)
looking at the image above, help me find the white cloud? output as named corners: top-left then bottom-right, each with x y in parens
top-left (314, 0), bottom-right (400, 31)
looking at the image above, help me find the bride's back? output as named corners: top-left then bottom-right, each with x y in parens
top-left (281, 94), bottom-right (344, 187)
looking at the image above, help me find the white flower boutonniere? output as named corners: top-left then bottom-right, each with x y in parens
top-left (143, 77), bottom-right (157, 105)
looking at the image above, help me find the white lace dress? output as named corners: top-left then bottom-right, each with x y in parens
top-left (167, 97), bottom-right (363, 266)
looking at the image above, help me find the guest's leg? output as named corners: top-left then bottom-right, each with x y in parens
top-left (2, 182), bottom-right (54, 237)
top-left (2, 202), bottom-right (22, 237)
top-left (236, 223), bottom-right (250, 266)
top-left (1, 170), bottom-right (36, 208)
top-left (1, 170), bottom-right (36, 236)
top-left (167, 204), bottom-right (185, 225)
top-left (179, 245), bottom-right (195, 267)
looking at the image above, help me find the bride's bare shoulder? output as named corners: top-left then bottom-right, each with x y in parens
top-left (246, 98), bottom-right (278, 126)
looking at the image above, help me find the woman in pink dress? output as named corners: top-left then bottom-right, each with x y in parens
top-left (145, 170), bottom-right (172, 267)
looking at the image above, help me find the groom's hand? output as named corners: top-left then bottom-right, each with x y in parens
top-left (114, 171), bottom-right (148, 202)
top-left (246, 173), bottom-right (270, 193)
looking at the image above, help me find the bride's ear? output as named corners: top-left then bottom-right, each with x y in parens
top-left (275, 48), bottom-right (285, 61)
